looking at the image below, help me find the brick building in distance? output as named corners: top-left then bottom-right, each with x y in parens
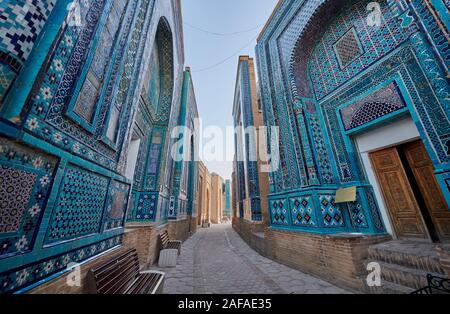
top-left (210, 173), bottom-right (225, 224)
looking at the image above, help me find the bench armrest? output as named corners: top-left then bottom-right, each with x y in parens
top-left (140, 270), bottom-right (166, 276)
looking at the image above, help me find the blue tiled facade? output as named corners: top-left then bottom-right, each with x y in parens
top-left (233, 57), bottom-right (264, 222)
top-left (167, 68), bottom-right (199, 221)
top-left (256, 0), bottom-right (449, 234)
top-left (0, 0), bottom-right (189, 294)
top-left (224, 179), bottom-right (231, 217)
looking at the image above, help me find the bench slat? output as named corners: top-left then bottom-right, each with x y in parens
top-left (89, 248), bottom-right (164, 294)
top-left (96, 254), bottom-right (139, 285)
top-left (160, 231), bottom-right (170, 247)
top-left (99, 262), bottom-right (139, 294)
top-left (126, 273), bottom-right (162, 294)
top-left (95, 251), bottom-right (139, 291)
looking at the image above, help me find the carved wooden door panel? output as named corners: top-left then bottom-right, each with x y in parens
top-left (370, 147), bottom-right (430, 240)
top-left (402, 141), bottom-right (450, 242)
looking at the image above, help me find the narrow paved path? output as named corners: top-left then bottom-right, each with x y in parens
top-left (155, 223), bottom-right (349, 294)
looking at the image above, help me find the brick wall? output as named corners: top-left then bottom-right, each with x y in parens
top-left (233, 217), bottom-right (266, 256)
top-left (233, 216), bottom-right (391, 292)
top-left (122, 224), bottom-right (167, 267)
top-left (265, 229), bottom-right (391, 292)
top-left (168, 218), bottom-right (191, 242)
top-left (190, 217), bottom-right (198, 235)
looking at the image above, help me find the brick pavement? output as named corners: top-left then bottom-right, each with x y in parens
top-left (154, 223), bottom-right (350, 294)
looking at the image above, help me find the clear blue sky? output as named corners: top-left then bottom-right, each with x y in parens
top-left (182, 0), bottom-right (278, 180)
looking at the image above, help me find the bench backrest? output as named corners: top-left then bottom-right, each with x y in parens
top-left (88, 248), bottom-right (140, 294)
top-left (160, 230), bottom-right (170, 248)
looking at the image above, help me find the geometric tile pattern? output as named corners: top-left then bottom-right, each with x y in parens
top-left (0, 137), bottom-right (57, 259)
top-left (0, 166), bottom-right (37, 233)
top-left (0, 0), bottom-right (56, 62)
top-left (73, 76), bottom-right (99, 123)
top-left (0, 235), bottom-right (122, 294)
top-left (333, 28), bottom-right (364, 69)
top-left (154, 18), bottom-right (174, 123)
top-left (290, 196), bottom-right (316, 226)
top-left (45, 165), bottom-right (109, 244)
top-left (145, 130), bottom-right (163, 191)
top-left (407, 32), bottom-right (450, 163)
top-left (20, 0), bottom-right (152, 171)
top-left (22, 0), bottom-right (117, 166)
top-left (270, 199), bottom-right (289, 225)
top-left (126, 5), bottom-right (177, 225)
top-left (319, 195), bottom-right (344, 227)
top-left (306, 1), bottom-right (413, 184)
top-left (412, 0), bottom-right (450, 73)
top-left (366, 190), bottom-right (384, 231)
top-left (242, 61), bottom-right (262, 221)
top-left (170, 69), bottom-right (200, 220)
top-left (140, 17), bottom-right (174, 124)
top-left (0, 0), bottom-right (183, 296)
top-left (307, 0), bottom-right (411, 100)
top-left (237, 160), bottom-right (246, 219)
top-left (309, 115), bottom-right (334, 184)
top-left (99, 0), bottom-right (139, 145)
top-left (251, 198), bottom-right (262, 222)
top-left (347, 194), bottom-right (368, 228)
top-left (256, 0), bottom-right (448, 236)
top-left (72, 0), bottom-right (127, 125)
top-left (142, 39), bottom-right (161, 112)
top-left (340, 82), bottom-right (406, 131)
top-left (135, 192), bottom-right (158, 221)
top-left (233, 59), bottom-right (263, 221)
top-left (106, 0), bottom-right (152, 149)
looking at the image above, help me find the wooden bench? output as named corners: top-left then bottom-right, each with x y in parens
top-left (411, 274), bottom-right (450, 294)
top-left (160, 230), bottom-right (182, 255)
top-left (87, 248), bottom-right (165, 294)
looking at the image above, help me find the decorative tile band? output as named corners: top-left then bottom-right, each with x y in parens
top-left (0, 235), bottom-right (122, 294)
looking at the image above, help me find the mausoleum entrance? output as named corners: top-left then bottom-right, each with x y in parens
top-left (370, 140), bottom-right (450, 243)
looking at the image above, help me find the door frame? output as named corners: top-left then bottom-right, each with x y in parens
top-left (333, 74), bottom-right (448, 239)
top-left (355, 116), bottom-right (421, 239)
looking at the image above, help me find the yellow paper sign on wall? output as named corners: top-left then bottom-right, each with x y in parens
top-left (335, 186), bottom-right (357, 203)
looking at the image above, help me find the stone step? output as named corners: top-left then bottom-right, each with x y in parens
top-left (367, 242), bottom-right (445, 275)
top-left (367, 280), bottom-right (416, 294)
top-left (377, 261), bottom-right (442, 290)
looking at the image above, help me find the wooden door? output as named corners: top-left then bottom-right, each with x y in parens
top-left (370, 147), bottom-right (430, 240)
top-left (402, 141), bottom-right (450, 242)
